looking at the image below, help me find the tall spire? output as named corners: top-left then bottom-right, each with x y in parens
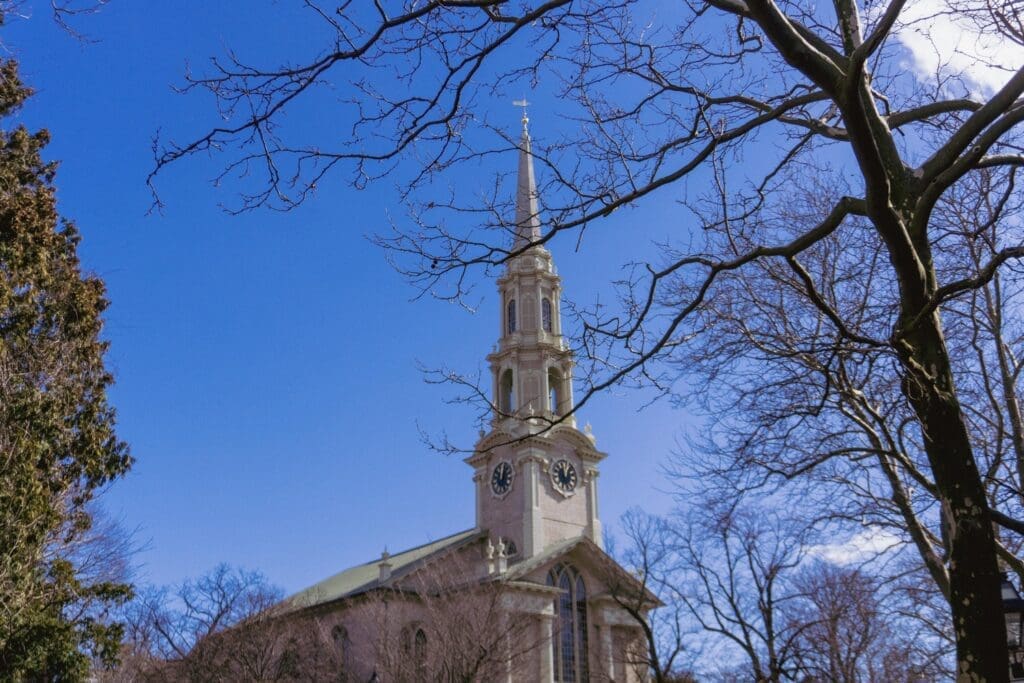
top-left (469, 111), bottom-right (604, 561)
top-left (513, 102), bottom-right (541, 248)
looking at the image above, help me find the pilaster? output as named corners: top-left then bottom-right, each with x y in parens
top-left (599, 623), bottom-right (615, 681)
top-left (473, 470), bottom-right (485, 530)
top-left (518, 449), bottom-right (546, 557)
top-left (585, 467), bottom-right (602, 548)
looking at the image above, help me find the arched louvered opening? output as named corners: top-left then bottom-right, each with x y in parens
top-left (507, 298), bottom-right (517, 334)
top-left (542, 297), bottom-right (553, 332)
top-left (500, 369), bottom-right (515, 415)
top-left (546, 564), bottom-right (589, 682)
top-left (548, 368), bottom-right (563, 416)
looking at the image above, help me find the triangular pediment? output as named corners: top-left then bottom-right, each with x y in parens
top-left (504, 535), bottom-right (661, 608)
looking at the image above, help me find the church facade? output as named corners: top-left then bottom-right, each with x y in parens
top-left (287, 115), bottom-right (655, 682)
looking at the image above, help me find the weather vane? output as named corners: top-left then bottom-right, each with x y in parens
top-left (512, 97), bottom-right (531, 132)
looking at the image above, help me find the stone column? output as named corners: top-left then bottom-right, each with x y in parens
top-left (492, 366), bottom-right (500, 415)
top-left (553, 284), bottom-right (562, 336)
top-left (562, 358), bottom-right (576, 426)
top-left (514, 281), bottom-right (522, 335)
top-left (510, 350), bottom-right (520, 414)
top-left (539, 613), bottom-right (555, 683)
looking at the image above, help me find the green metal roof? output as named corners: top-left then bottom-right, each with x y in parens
top-left (287, 529), bottom-right (482, 609)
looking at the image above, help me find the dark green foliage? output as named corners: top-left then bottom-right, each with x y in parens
top-left (0, 57), bottom-right (132, 679)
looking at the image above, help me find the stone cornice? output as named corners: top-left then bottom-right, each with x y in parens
top-left (468, 421), bottom-right (607, 465)
top-left (501, 579), bottom-right (561, 596)
top-left (488, 336), bottom-right (571, 363)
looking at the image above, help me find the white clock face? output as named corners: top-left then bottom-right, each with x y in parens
top-left (551, 459), bottom-right (578, 494)
top-left (491, 461), bottom-right (514, 496)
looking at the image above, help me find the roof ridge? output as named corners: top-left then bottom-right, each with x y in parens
top-left (352, 527), bottom-right (478, 568)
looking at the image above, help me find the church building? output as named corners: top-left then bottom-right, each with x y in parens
top-left (286, 113), bottom-right (656, 682)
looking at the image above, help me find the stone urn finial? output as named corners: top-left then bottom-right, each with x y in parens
top-left (378, 548), bottom-right (393, 582)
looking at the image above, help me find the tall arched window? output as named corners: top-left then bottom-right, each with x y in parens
top-left (500, 369), bottom-right (515, 415)
top-left (575, 574), bottom-right (589, 681)
top-left (542, 297), bottom-right (553, 332)
top-left (507, 299), bottom-right (517, 334)
top-left (333, 625), bottom-right (352, 680)
top-left (414, 628), bottom-right (428, 679)
top-left (401, 625), bottom-right (429, 679)
top-left (546, 564), bottom-right (589, 682)
top-left (277, 638), bottom-right (301, 678)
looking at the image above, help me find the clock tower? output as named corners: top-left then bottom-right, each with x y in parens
top-left (466, 112), bottom-right (606, 561)
top-left (289, 110), bottom-right (657, 683)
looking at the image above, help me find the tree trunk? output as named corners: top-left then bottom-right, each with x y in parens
top-left (896, 315), bottom-right (1007, 682)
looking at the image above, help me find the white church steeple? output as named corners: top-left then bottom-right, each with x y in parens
top-left (489, 112), bottom-right (574, 426)
top-left (467, 114), bottom-right (606, 561)
top-left (513, 105), bottom-right (542, 249)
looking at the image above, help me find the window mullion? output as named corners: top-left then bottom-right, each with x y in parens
top-left (572, 583), bottom-right (580, 683)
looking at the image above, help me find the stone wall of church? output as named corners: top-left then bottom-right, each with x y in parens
top-left (306, 568), bottom-right (650, 683)
top-left (537, 440), bottom-right (590, 545)
top-left (305, 598), bottom-right (386, 682)
top-left (477, 456), bottom-right (531, 555)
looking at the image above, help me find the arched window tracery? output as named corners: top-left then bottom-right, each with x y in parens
top-left (546, 564), bottom-right (589, 682)
top-left (414, 628), bottom-right (428, 678)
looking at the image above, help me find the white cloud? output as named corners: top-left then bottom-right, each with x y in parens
top-left (882, 0), bottom-right (1024, 95)
top-left (808, 527), bottom-right (902, 565)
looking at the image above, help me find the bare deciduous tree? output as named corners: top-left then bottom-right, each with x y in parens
top-left (106, 564), bottom-right (343, 682)
top-left (606, 509), bottom-right (697, 683)
top-left (112, 550), bottom-right (550, 683)
top-left (675, 505), bottom-right (814, 682)
top-left (792, 562), bottom-right (944, 682)
top-left (333, 548), bottom-right (545, 683)
top-left (617, 502), bottom-right (951, 681)
top-left (152, 1), bottom-right (1024, 676)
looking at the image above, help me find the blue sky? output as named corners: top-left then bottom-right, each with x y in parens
top-left (8, 2), bottom-right (689, 593)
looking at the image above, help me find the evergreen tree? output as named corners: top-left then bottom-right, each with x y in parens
top-left (0, 54), bottom-right (132, 679)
